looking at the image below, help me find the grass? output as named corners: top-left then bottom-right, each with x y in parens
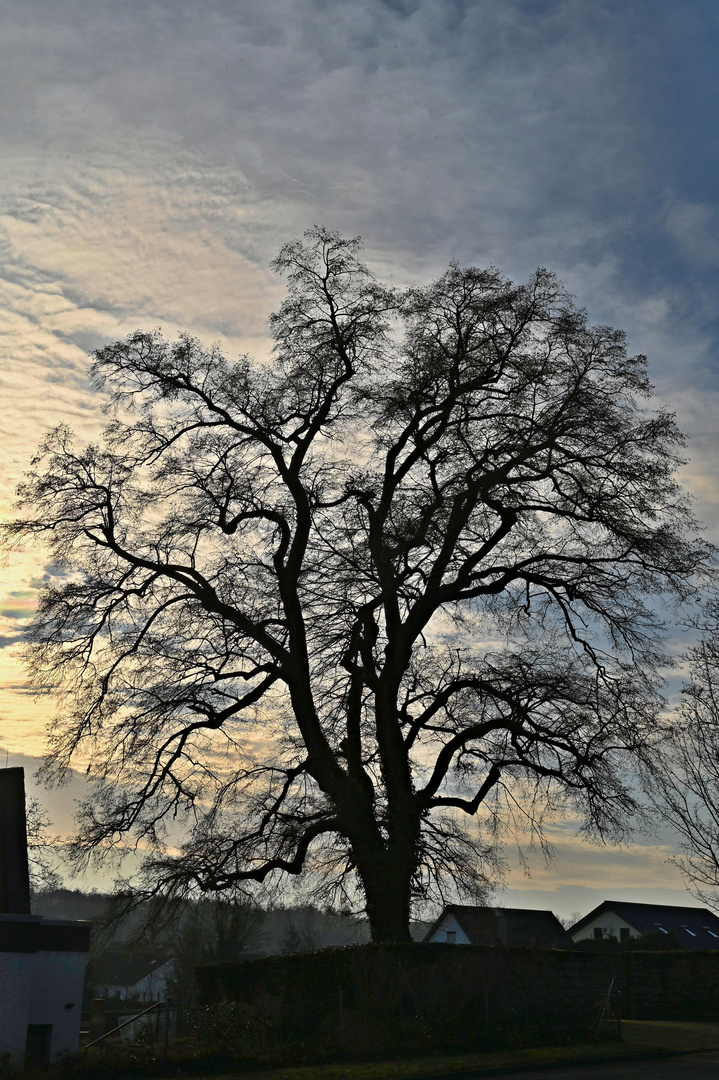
top-left (174, 1021), bottom-right (719, 1080)
top-left (42, 1019), bottom-right (719, 1080)
top-left (621, 1020), bottom-right (719, 1053)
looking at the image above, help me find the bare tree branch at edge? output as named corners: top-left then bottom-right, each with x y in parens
top-left (650, 600), bottom-right (719, 909)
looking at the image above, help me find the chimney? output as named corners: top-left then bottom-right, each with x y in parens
top-left (0, 767), bottom-right (31, 914)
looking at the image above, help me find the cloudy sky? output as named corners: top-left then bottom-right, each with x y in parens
top-left (1, 0), bottom-right (718, 915)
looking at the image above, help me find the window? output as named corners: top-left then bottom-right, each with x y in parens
top-left (705, 928), bottom-right (719, 938)
top-left (655, 924), bottom-right (669, 934)
top-left (682, 926), bottom-right (697, 937)
top-left (620, 928), bottom-right (630, 941)
top-left (594, 927), bottom-right (603, 940)
top-left (446, 930), bottom-right (456, 944)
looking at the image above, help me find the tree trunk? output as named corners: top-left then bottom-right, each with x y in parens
top-left (333, 759), bottom-right (418, 942)
top-left (360, 854), bottom-right (414, 942)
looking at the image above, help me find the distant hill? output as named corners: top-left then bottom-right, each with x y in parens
top-left (32, 887), bottom-right (113, 923)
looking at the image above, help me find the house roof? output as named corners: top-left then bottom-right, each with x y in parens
top-left (423, 905), bottom-right (570, 949)
top-left (569, 901), bottom-right (719, 949)
top-left (88, 944), bottom-right (174, 987)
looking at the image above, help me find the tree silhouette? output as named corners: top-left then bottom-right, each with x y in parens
top-left (652, 600), bottom-right (719, 908)
top-left (6, 228), bottom-right (708, 941)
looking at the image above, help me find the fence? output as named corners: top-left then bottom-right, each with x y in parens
top-left (84, 1002), bottom-right (200, 1050)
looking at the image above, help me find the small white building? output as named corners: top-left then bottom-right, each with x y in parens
top-left (569, 901), bottom-right (719, 948)
top-left (0, 768), bottom-right (91, 1067)
top-left (0, 913), bottom-right (90, 1067)
top-left (92, 952), bottom-right (175, 1001)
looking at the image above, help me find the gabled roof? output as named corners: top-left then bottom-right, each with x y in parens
top-left (423, 905), bottom-right (570, 949)
top-left (569, 901), bottom-right (719, 949)
top-left (88, 944), bottom-right (174, 987)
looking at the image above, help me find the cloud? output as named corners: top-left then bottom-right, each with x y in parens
top-left (0, 0), bottom-right (718, 897)
top-left (499, 827), bottom-right (696, 921)
top-left (0, 1), bottom-right (670, 275)
top-left (503, 883), bottom-right (704, 923)
top-left (0, 1), bottom-right (713, 349)
top-left (0, 606), bottom-right (33, 620)
top-left (664, 199), bottom-right (719, 267)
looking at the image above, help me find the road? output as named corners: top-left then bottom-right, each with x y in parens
top-left (468, 1052), bottom-right (719, 1079)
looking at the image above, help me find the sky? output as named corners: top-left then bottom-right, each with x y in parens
top-left (1, 0), bottom-right (718, 918)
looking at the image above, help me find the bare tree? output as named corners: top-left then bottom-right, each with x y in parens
top-left (651, 601), bottom-right (719, 907)
top-left (4, 228), bottom-right (708, 942)
top-left (26, 796), bottom-right (62, 895)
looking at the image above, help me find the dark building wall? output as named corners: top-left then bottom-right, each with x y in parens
top-left (0, 767), bottom-right (31, 915)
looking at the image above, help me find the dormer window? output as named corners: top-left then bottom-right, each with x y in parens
top-left (655, 924), bottom-right (669, 933)
top-left (682, 926), bottom-right (697, 937)
top-left (705, 928), bottom-right (719, 938)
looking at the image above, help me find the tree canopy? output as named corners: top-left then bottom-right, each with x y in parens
top-left (5, 228), bottom-right (709, 941)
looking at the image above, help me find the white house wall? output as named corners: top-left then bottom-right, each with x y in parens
top-left (0, 949), bottom-right (87, 1064)
top-left (97, 960), bottom-right (175, 1003)
top-left (131, 960), bottom-right (174, 1002)
top-left (29, 950), bottom-right (87, 1060)
top-left (427, 913), bottom-right (471, 944)
top-left (0, 914), bottom-right (90, 1066)
top-left (0, 952), bottom-right (34, 1067)
top-left (571, 913), bottom-right (638, 942)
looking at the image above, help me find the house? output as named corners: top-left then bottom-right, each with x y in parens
top-left (569, 901), bottom-right (719, 948)
top-left (88, 945), bottom-right (175, 1001)
top-left (0, 768), bottom-right (91, 1068)
top-left (423, 904), bottom-right (570, 949)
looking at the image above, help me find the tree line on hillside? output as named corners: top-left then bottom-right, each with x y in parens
top-left (5, 227), bottom-right (719, 940)
top-left (32, 888), bottom-right (376, 953)
top-left (32, 889), bottom-right (374, 1004)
